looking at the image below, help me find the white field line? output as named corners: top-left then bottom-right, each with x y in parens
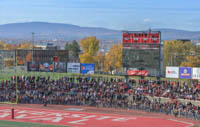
top-left (0, 106), bottom-right (154, 118)
top-left (168, 119), bottom-right (194, 127)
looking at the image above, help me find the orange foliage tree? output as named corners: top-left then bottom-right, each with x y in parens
top-left (17, 52), bottom-right (32, 65)
top-left (104, 43), bottom-right (122, 72)
top-left (180, 56), bottom-right (200, 67)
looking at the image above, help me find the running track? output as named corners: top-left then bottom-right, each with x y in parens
top-left (0, 106), bottom-right (194, 127)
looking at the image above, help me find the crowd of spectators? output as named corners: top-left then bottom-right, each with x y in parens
top-left (0, 75), bottom-right (200, 119)
top-left (136, 79), bottom-right (200, 100)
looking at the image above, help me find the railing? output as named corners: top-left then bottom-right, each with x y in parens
top-left (11, 98), bottom-right (200, 121)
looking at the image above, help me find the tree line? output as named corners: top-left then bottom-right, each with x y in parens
top-left (164, 40), bottom-right (200, 68)
top-left (0, 41), bottom-right (34, 67)
top-left (66, 38), bottom-right (200, 73)
top-left (1, 38), bottom-right (200, 72)
top-left (65, 37), bottom-right (122, 73)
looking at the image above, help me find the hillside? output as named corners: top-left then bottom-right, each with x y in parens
top-left (0, 22), bottom-right (200, 43)
top-left (0, 22), bottom-right (121, 42)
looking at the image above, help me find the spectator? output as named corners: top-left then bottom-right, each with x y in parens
top-left (0, 76), bottom-right (200, 120)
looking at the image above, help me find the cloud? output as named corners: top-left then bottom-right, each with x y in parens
top-left (143, 18), bottom-right (151, 23)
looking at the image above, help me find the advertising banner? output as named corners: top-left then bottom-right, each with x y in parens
top-left (67, 63), bottom-right (80, 73)
top-left (179, 67), bottom-right (192, 79)
top-left (54, 62), bottom-right (66, 72)
top-left (40, 62), bottom-right (53, 72)
top-left (127, 70), bottom-right (148, 76)
top-left (165, 67), bottom-right (179, 78)
top-left (81, 63), bottom-right (95, 74)
top-left (27, 62), bottom-right (39, 72)
top-left (192, 68), bottom-right (200, 79)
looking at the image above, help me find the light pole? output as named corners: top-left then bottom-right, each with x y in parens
top-left (32, 32), bottom-right (35, 63)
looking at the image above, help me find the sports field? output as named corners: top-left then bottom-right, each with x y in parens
top-left (0, 120), bottom-right (67, 127)
top-left (0, 120), bottom-right (198, 127)
top-left (0, 69), bottom-right (198, 127)
top-left (0, 104), bottom-right (199, 127)
top-left (0, 67), bottom-right (124, 81)
top-left (0, 67), bottom-right (190, 85)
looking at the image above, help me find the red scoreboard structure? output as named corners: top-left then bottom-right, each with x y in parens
top-left (122, 30), bottom-right (163, 77)
top-left (122, 31), bottom-right (161, 44)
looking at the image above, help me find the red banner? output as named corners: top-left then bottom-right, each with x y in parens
top-left (127, 70), bottom-right (148, 76)
top-left (53, 56), bottom-right (59, 62)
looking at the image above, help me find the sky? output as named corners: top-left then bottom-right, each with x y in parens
top-left (0, 0), bottom-right (200, 31)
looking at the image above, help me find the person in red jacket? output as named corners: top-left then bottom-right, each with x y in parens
top-left (43, 94), bottom-right (47, 107)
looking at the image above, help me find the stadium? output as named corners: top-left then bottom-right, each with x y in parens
top-left (0, 30), bottom-right (200, 127)
top-left (1, 1), bottom-right (200, 126)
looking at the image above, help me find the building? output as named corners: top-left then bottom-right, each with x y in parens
top-left (0, 49), bottom-right (69, 66)
top-left (46, 43), bottom-right (60, 50)
top-left (17, 49), bottom-right (68, 63)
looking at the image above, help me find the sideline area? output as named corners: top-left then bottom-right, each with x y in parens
top-left (0, 120), bottom-right (67, 127)
top-left (0, 104), bottom-right (197, 127)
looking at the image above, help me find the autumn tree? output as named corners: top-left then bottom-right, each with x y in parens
top-left (80, 36), bottom-right (99, 56)
top-left (79, 52), bottom-right (95, 63)
top-left (0, 41), bottom-right (34, 50)
top-left (4, 60), bottom-right (14, 67)
top-left (3, 43), bottom-right (11, 50)
top-left (180, 56), bottom-right (200, 67)
top-left (79, 36), bottom-right (99, 64)
top-left (0, 41), bottom-right (3, 49)
top-left (104, 43), bottom-right (122, 72)
top-left (18, 42), bottom-right (34, 49)
top-left (17, 52), bottom-right (33, 65)
top-left (164, 40), bottom-right (194, 68)
top-left (26, 52), bottom-right (32, 62)
top-left (17, 57), bottom-right (24, 65)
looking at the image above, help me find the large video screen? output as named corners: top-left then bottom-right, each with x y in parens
top-left (122, 31), bottom-right (161, 44)
top-left (123, 48), bottom-right (160, 76)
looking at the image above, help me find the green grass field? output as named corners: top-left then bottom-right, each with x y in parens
top-left (0, 120), bottom-right (198, 127)
top-left (0, 120), bottom-right (70, 127)
top-left (0, 66), bottom-right (194, 86)
top-left (0, 66), bottom-right (124, 81)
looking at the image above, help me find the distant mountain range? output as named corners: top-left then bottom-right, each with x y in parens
top-left (0, 22), bottom-right (200, 43)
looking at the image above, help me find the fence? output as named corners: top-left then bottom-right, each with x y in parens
top-left (16, 94), bottom-right (200, 121)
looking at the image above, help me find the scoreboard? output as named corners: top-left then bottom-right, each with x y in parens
top-left (123, 48), bottom-right (160, 69)
top-left (122, 30), bottom-right (162, 77)
top-left (122, 31), bottom-right (161, 44)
